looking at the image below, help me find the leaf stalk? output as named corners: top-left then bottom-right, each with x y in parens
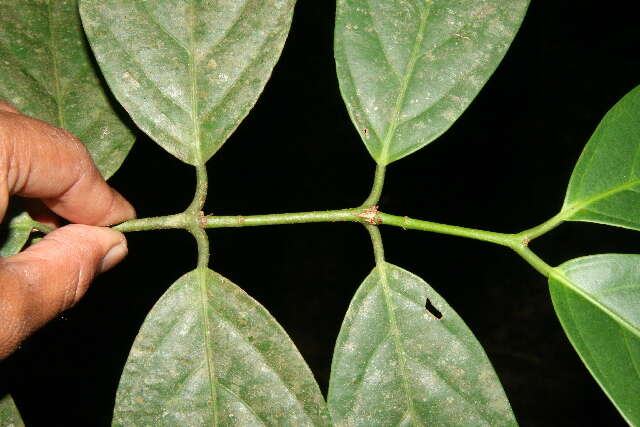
top-left (516, 210), bottom-right (566, 243)
top-left (362, 164), bottom-right (386, 207)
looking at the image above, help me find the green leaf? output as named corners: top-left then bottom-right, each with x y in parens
top-left (328, 263), bottom-right (516, 426)
top-left (335, 0), bottom-right (529, 165)
top-left (0, 209), bottom-right (32, 257)
top-left (80, 0), bottom-right (295, 166)
top-left (113, 269), bottom-right (330, 426)
top-left (549, 254), bottom-right (640, 425)
top-left (0, 394), bottom-right (24, 427)
top-left (0, 0), bottom-right (135, 179)
top-left (561, 85), bottom-right (640, 230)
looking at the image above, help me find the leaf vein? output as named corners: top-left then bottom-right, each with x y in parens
top-left (217, 382), bottom-right (268, 427)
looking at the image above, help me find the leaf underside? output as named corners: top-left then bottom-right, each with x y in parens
top-left (0, 0), bottom-right (134, 179)
top-left (328, 262), bottom-right (516, 426)
top-left (0, 393), bottom-right (24, 427)
top-left (80, 0), bottom-right (296, 166)
top-left (561, 85), bottom-right (640, 230)
top-left (335, 0), bottom-right (529, 165)
top-left (113, 269), bottom-right (330, 426)
top-left (549, 254), bottom-right (640, 425)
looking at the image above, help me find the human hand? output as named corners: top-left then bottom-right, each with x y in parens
top-left (0, 101), bottom-right (135, 359)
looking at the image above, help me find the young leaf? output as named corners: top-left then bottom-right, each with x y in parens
top-left (328, 263), bottom-right (516, 426)
top-left (0, 394), bottom-right (24, 427)
top-left (561, 86), bottom-right (640, 230)
top-left (113, 269), bottom-right (330, 426)
top-left (549, 254), bottom-right (640, 425)
top-left (80, 0), bottom-right (295, 166)
top-left (0, 0), bottom-right (134, 179)
top-left (335, 0), bottom-right (529, 165)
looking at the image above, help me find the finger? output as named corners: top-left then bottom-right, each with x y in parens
top-left (0, 101), bottom-right (19, 114)
top-left (20, 198), bottom-right (61, 229)
top-left (0, 110), bottom-right (135, 225)
top-left (0, 224), bottom-right (127, 359)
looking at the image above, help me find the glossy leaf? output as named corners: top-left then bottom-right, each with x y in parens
top-left (0, 0), bottom-right (134, 179)
top-left (328, 263), bottom-right (516, 426)
top-left (335, 0), bottom-right (529, 165)
top-left (113, 269), bottom-right (330, 426)
top-left (549, 254), bottom-right (640, 425)
top-left (80, 0), bottom-right (295, 166)
top-left (0, 394), bottom-right (24, 427)
top-left (561, 85), bottom-right (640, 230)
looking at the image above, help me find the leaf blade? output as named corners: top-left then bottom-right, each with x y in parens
top-left (80, 0), bottom-right (295, 166)
top-left (113, 269), bottom-right (330, 426)
top-left (335, 0), bottom-right (529, 164)
top-left (328, 263), bottom-right (516, 426)
top-left (0, 209), bottom-right (32, 257)
top-left (549, 254), bottom-right (640, 425)
top-left (0, 0), bottom-right (135, 178)
top-left (561, 85), bottom-right (640, 230)
top-left (0, 394), bottom-right (24, 427)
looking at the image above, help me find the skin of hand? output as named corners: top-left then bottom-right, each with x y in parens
top-left (0, 100), bottom-right (135, 359)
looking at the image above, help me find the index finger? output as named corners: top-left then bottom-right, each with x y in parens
top-left (0, 106), bottom-right (135, 226)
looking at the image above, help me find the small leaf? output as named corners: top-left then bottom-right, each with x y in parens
top-left (0, 394), bottom-right (24, 427)
top-left (0, 208), bottom-right (32, 257)
top-left (561, 85), bottom-right (640, 230)
top-left (549, 254), bottom-right (640, 425)
top-left (0, 0), bottom-right (135, 178)
top-left (80, 0), bottom-right (296, 166)
top-left (335, 0), bottom-right (529, 165)
top-left (328, 262), bottom-right (516, 426)
top-left (113, 269), bottom-right (330, 426)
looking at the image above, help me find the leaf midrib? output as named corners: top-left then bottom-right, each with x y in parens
top-left (377, 263), bottom-right (422, 426)
top-left (378, 1), bottom-right (432, 165)
top-left (562, 177), bottom-right (640, 221)
top-left (47, 0), bottom-right (64, 128)
top-left (188, 0), bottom-right (203, 165)
top-left (197, 270), bottom-right (218, 425)
top-left (555, 282), bottom-right (639, 425)
top-left (552, 270), bottom-right (640, 340)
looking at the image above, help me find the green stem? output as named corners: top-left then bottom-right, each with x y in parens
top-left (113, 213), bottom-right (186, 232)
top-left (188, 164), bottom-right (209, 269)
top-left (204, 208), bottom-right (361, 228)
top-left (112, 207), bottom-right (559, 280)
top-left (378, 213), bottom-right (519, 247)
top-left (362, 163), bottom-right (386, 207)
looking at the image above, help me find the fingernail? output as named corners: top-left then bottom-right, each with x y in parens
top-left (99, 239), bottom-right (128, 273)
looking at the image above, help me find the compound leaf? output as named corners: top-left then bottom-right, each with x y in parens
top-left (335, 0), bottom-right (529, 165)
top-left (549, 254), bottom-right (640, 425)
top-left (0, 0), bottom-right (134, 178)
top-left (328, 263), bottom-right (516, 426)
top-left (80, 0), bottom-right (295, 166)
top-left (0, 394), bottom-right (24, 427)
top-left (113, 269), bottom-right (330, 426)
top-left (561, 85), bottom-right (640, 230)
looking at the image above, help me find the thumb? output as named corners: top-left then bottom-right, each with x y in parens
top-left (0, 224), bottom-right (127, 359)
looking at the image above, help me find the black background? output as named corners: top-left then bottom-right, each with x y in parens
top-left (2, 1), bottom-right (640, 426)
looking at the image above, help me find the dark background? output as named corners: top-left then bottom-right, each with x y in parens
top-left (2, 1), bottom-right (640, 426)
